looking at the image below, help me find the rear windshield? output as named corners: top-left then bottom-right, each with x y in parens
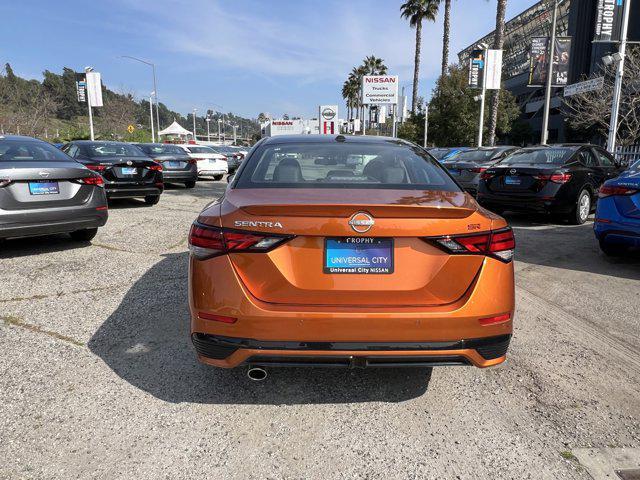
top-left (451, 150), bottom-right (497, 163)
top-left (140, 144), bottom-right (185, 155)
top-left (500, 148), bottom-right (576, 166)
top-left (236, 142), bottom-right (460, 191)
top-left (85, 143), bottom-right (146, 158)
top-left (0, 139), bottom-right (72, 162)
top-left (187, 146), bottom-right (215, 154)
top-left (428, 148), bottom-right (450, 160)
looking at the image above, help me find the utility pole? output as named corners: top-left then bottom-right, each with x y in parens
top-left (607, 0), bottom-right (632, 153)
top-left (217, 119), bottom-right (221, 142)
top-left (85, 67), bottom-right (95, 141)
top-left (192, 108), bottom-right (197, 141)
top-left (541, 0), bottom-right (558, 144)
top-left (423, 102), bottom-right (429, 148)
top-left (206, 117), bottom-right (211, 142)
top-left (477, 45), bottom-right (489, 147)
top-left (149, 93), bottom-right (155, 142)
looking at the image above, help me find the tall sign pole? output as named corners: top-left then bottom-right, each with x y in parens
top-left (607, 0), bottom-right (632, 153)
top-left (541, 0), bottom-right (559, 145)
top-left (423, 103), bottom-right (429, 148)
top-left (149, 93), bottom-right (155, 142)
top-left (477, 47), bottom-right (489, 147)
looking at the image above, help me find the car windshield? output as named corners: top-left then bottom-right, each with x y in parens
top-left (0, 139), bottom-right (72, 162)
top-left (236, 141), bottom-right (460, 191)
top-left (85, 142), bottom-right (146, 157)
top-left (187, 146), bottom-right (215, 154)
top-left (451, 149), bottom-right (498, 163)
top-left (499, 148), bottom-right (576, 166)
top-left (141, 144), bottom-right (185, 155)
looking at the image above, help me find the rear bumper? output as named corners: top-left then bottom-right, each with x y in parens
top-left (477, 192), bottom-right (570, 214)
top-left (105, 184), bottom-right (163, 199)
top-left (0, 204), bottom-right (107, 239)
top-left (189, 254), bottom-right (515, 369)
top-left (162, 170), bottom-right (198, 182)
top-left (192, 333), bottom-right (511, 368)
top-left (198, 169), bottom-right (227, 177)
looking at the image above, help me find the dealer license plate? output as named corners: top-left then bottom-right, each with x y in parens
top-left (121, 167), bottom-right (137, 175)
top-left (29, 181), bottom-right (59, 195)
top-left (505, 176), bottom-right (521, 185)
top-left (324, 237), bottom-right (393, 274)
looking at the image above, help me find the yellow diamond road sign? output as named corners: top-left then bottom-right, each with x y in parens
top-left (127, 125), bottom-right (135, 133)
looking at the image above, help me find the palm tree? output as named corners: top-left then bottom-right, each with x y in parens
top-left (361, 55), bottom-right (388, 75)
top-left (400, 0), bottom-right (439, 114)
top-left (487, 0), bottom-right (508, 146)
top-left (441, 0), bottom-right (451, 76)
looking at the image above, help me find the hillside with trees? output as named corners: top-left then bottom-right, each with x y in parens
top-left (0, 63), bottom-right (259, 143)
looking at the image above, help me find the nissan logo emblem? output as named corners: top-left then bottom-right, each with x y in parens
top-left (127, 160), bottom-right (133, 166)
top-left (321, 108), bottom-right (336, 120)
top-left (509, 169), bottom-right (517, 175)
top-left (348, 212), bottom-right (374, 233)
top-left (38, 171), bottom-right (50, 178)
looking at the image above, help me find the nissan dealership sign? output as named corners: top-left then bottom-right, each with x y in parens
top-left (362, 76), bottom-right (399, 105)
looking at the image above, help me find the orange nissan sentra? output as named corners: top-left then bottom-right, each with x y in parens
top-left (188, 135), bottom-right (514, 374)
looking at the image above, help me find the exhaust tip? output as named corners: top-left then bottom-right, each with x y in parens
top-left (247, 366), bottom-right (267, 381)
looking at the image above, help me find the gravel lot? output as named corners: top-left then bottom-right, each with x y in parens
top-left (1, 181), bottom-right (639, 480)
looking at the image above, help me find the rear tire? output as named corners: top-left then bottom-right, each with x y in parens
top-left (144, 195), bottom-right (160, 205)
top-left (569, 189), bottom-right (591, 225)
top-left (184, 180), bottom-right (196, 189)
top-left (70, 228), bottom-right (98, 242)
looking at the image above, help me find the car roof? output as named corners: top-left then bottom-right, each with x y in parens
top-left (259, 134), bottom-right (414, 147)
top-left (71, 140), bottom-right (136, 145)
top-left (0, 134), bottom-right (48, 142)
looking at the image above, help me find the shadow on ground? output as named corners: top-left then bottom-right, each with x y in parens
top-left (0, 234), bottom-right (93, 259)
top-left (88, 252), bottom-right (432, 405)
top-left (504, 212), bottom-right (640, 281)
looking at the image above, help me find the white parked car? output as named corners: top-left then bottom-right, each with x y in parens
top-left (177, 144), bottom-right (228, 181)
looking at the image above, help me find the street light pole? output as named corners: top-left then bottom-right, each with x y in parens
top-left (149, 93), bottom-right (155, 142)
top-left (192, 108), bottom-right (197, 141)
top-left (541, 0), bottom-right (558, 145)
top-left (206, 117), bottom-right (211, 142)
top-left (477, 46), bottom-right (489, 147)
top-left (607, 0), bottom-right (632, 153)
top-left (423, 102), bottom-right (429, 148)
top-left (121, 56), bottom-right (161, 132)
top-left (217, 119), bottom-right (221, 142)
top-left (84, 67), bottom-right (95, 141)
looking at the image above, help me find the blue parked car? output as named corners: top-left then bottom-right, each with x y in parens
top-left (594, 159), bottom-right (640, 255)
top-left (427, 147), bottom-right (472, 163)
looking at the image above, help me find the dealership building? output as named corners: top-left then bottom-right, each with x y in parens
top-left (459, 0), bottom-right (640, 144)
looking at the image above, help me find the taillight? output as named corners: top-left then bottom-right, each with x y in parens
top-left (470, 167), bottom-right (487, 174)
top-left (534, 172), bottom-right (572, 183)
top-left (480, 172), bottom-right (495, 181)
top-left (76, 175), bottom-right (104, 186)
top-left (188, 158), bottom-right (197, 165)
top-left (425, 227), bottom-right (515, 262)
top-left (148, 164), bottom-right (163, 171)
top-left (86, 164), bottom-right (107, 171)
top-left (188, 223), bottom-right (293, 259)
top-left (598, 185), bottom-right (638, 198)
top-left (0, 178), bottom-right (12, 188)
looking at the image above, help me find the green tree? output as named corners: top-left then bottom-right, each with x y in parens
top-left (400, 0), bottom-right (439, 113)
top-left (428, 64), bottom-right (519, 146)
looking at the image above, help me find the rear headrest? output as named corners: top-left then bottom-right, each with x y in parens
top-left (273, 157), bottom-right (303, 182)
top-left (382, 167), bottom-right (406, 184)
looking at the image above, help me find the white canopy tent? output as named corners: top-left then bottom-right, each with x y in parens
top-left (158, 121), bottom-right (193, 140)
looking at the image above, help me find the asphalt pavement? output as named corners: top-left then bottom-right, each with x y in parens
top-left (1, 181), bottom-right (639, 480)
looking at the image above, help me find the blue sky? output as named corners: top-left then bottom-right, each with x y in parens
top-left (0, 0), bottom-right (533, 120)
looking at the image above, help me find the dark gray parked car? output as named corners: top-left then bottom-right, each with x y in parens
top-left (443, 146), bottom-right (518, 195)
top-left (137, 143), bottom-right (198, 188)
top-left (0, 135), bottom-right (108, 241)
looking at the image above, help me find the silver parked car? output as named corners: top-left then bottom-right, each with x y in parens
top-left (0, 135), bottom-right (108, 242)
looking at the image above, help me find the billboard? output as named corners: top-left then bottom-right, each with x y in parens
top-left (468, 49), bottom-right (485, 89)
top-left (85, 72), bottom-right (103, 107)
top-left (527, 37), bottom-right (571, 87)
top-left (485, 49), bottom-right (503, 90)
top-left (362, 76), bottom-right (399, 105)
top-left (75, 73), bottom-right (86, 103)
top-left (594, 0), bottom-right (625, 42)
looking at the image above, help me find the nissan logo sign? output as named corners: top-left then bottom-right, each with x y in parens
top-left (321, 108), bottom-right (336, 120)
top-left (348, 212), bottom-right (374, 233)
top-left (509, 169), bottom-right (517, 175)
